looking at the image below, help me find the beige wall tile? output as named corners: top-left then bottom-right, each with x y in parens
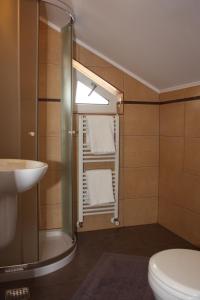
top-left (159, 85), bottom-right (200, 247)
top-left (122, 197), bottom-right (158, 226)
top-left (39, 27), bottom-right (61, 65)
top-left (185, 100), bottom-right (200, 137)
top-left (89, 66), bottom-right (124, 91)
top-left (39, 170), bottom-right (61, 206)
top-left (160, 136), bottom-right (184, 174)
top-left (21, 100), bottom-right (36, 134)
top-left (160, 86), bottom-right (200, 101)
top-left (184, 138), bottom-right (200, 175)
top-left (38, 136), bottom-right (61, 170)
top-left (38, 102), bottom-right (61, 137)
top-left (160, 103), bottom-right (184, 136)
top-left (159, 170), bottom-right (182, 201)
top-left (39, 20), bottom-right (48, 31)
top-left (124, 74), bottom-right (159, 101)
top-left (124, 104), bottom-right (159, 136)
top-left (39, 63), bottom-right (61, 99)
top-left (39, 204), bottom-right (62, 229)
top-left (178, 173), bottom-right (200, 214)
top-left (124, 136), bottom-right (159, 168)
top-left (158, 198), bottom-right (200, 247)
top-left (77, 45), bottom-right (111, 67)
top-left (124, 167), bottom-right (158, 199)
top-left (21, 132), bottom-right (36, 160)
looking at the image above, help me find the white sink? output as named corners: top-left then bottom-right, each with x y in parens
top-left (0, 159), bottom-right (48, 193)
top-left (0, 159), bottom-right (48, 248)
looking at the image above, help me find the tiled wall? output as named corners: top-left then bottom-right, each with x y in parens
top-left (159, 86), bottom-right (200, 246)
top-left (74, 45), bottom-right (159, 231)
top-left (38, 22), bottom-right (200, 245)
top-left (38, 22), bottom-right (159, 231)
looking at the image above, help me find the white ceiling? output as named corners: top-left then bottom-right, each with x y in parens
top-left (44, 0), bottom-right (200, 92)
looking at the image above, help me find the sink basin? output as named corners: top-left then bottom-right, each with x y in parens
top-left (0, 159), bottom-right (48, 248)
top-left (0, 159), bottom-right (48, 193)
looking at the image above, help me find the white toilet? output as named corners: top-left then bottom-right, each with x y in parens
top-left (148, 249), bottom-right (200, 300)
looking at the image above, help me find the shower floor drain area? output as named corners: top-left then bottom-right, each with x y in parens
top-left (5, 287), bottom-right (30, 299)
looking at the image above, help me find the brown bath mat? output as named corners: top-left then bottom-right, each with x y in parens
top-left (71, 253), bottom-right (155, 300)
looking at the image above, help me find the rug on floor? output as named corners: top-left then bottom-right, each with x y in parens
top-left (71, 252), bottom-right (155, 300)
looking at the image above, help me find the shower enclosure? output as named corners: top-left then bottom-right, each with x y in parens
top-left (0, 0), bottom-right (76, 280)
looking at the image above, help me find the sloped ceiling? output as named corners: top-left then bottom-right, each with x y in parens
top-left (44, 0), bottom-right (200, 91)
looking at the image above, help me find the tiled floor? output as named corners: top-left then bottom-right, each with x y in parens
top-left (0, 224), bottom-right (198, 300)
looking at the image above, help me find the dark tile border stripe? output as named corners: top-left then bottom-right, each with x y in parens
top-left (38, 96), bottom-right (200, 105)
top-left (38, 98), bottom-right (61, 102)
top-left (159, 96), bottom-right (200, 105)
top-left (123, 101), bottom-right (159, 105)
top-left (123, 96), bottom-right (200, 105)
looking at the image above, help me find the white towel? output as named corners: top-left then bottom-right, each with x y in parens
top-left (86, 169), bottom-right (115, 206)
top-left (86, 115), bottom-right (115, 154)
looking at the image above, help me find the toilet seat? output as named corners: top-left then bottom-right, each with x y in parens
top-left (149, 249), bottom-right (200, 299)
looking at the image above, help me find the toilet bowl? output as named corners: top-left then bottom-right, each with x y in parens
top-left (148, 249), bottom-right (200, 300)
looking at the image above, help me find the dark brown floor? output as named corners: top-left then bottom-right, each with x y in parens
top-left (0, 224), bottom-right (198, 300)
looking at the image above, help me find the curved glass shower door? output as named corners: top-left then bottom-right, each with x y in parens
top-left (38, 1), bottom-right (75, 263)
top-left (61, 22), bottom-right (74, 239)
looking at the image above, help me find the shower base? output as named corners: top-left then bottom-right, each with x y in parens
top-left (0, 230), bottom-right (76, 282)
top-left (39, 229), bottom-right (73, 261)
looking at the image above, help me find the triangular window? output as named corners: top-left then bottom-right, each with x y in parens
top-left (75, 81), bottom-right (109, 105)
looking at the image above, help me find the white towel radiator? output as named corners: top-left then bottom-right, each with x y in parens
top-left (77, 114), bottom-right (120, 227)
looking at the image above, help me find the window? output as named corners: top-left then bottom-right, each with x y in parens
top-left (73, 61), bottom-right (122, 114)
top-left (75, 81), bottom-right (109, 105)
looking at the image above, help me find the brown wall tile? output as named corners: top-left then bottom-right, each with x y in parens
top-left (124, 136), bottom-right (159, 168)
top-left (160, 136), bottom-right (184, 173)
top-left (122, 197), bottom-right (158, 226)
top-left (124, 74), bottom-right (159, 101)
top-left (124, 167), bottom-right (158, 199)
top-left (89, 66), bottom-right (124, 91)
top-left (39, 63), bottom-right (61, 99)
top-left (39, 204), bottom-right (62, 230)
top-left (159, 198), bottom-right (200, 246)
top-left (124, 104), bottom-right (159, 136)
top-left (76, 45), bottom-right (111, 67)
top-left (159, 85), bottom-right (200, 247)
top-left (39, 25), bottom-right (61, 65)
top-left (38, 102), bottom-right (61, 137)
top-left (160, 86), bottom-right (200, 101)
top-left (38, 136), bottom-right (61, 170)
top-left (185, 100), bottom-right (200, 137)
top-left (39, 170), bottom-right (61, 206)
top-left (160, 103), bottom-right (184, 136)
top-left (184, 138), bottom-right (200, 175)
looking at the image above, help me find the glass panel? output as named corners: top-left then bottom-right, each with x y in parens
top-left (61, 23), bottom-right (74, 238)
top-left (38, 2), bottom-right (74, 262)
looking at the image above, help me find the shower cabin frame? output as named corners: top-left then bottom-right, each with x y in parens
top-left (0, 0), bottom-right (77, 282)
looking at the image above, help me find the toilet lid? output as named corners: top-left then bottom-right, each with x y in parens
top-left (149, 249), bottom-right (200, 297)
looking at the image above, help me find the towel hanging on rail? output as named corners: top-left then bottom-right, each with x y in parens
top-left (86, 115), bottom-right (115, 154)
top-left (86, 169), bottom-right (115, 206)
